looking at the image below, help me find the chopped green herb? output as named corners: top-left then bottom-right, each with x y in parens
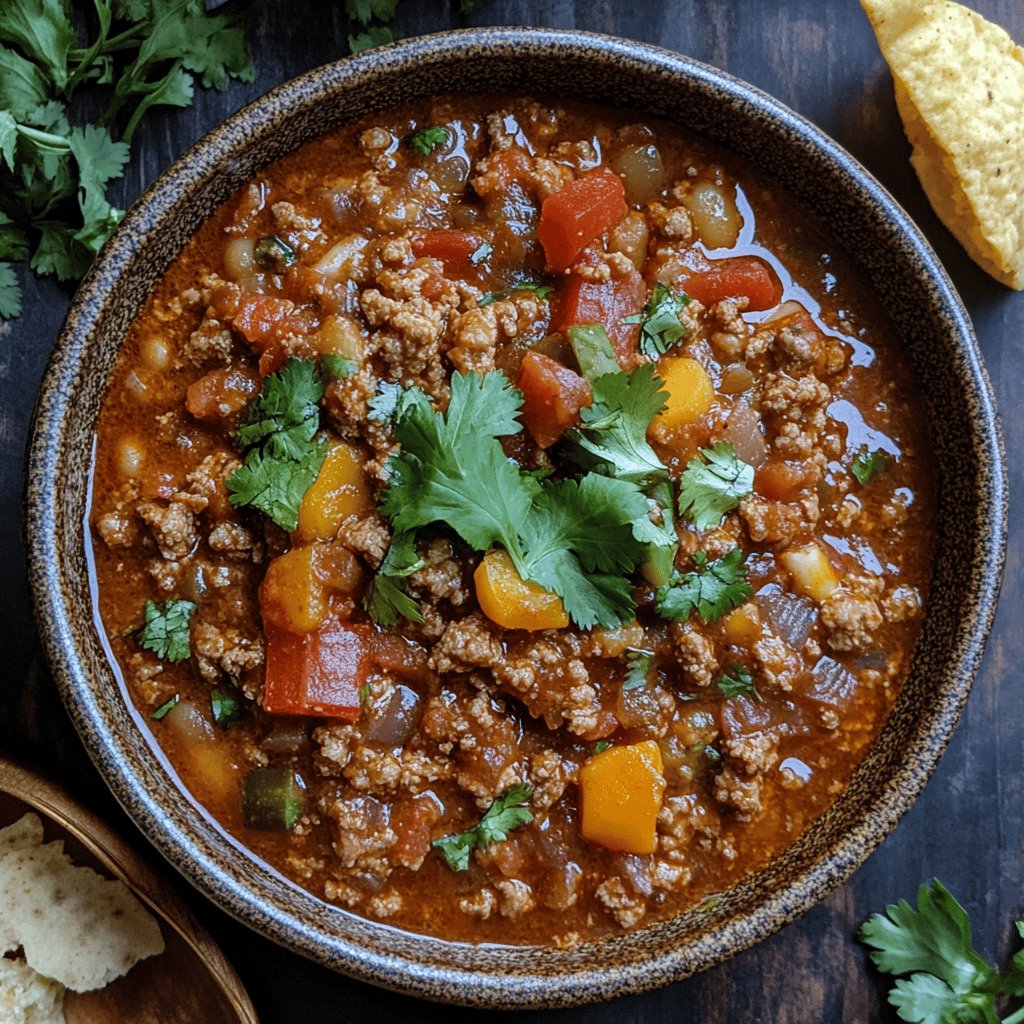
top-left (433, 783), bottom-right (533, 872)
top-left (345, 0), bottom-right (399, 25)
top-left (568, 324), bottom-right (620, 380)
top-left (137, 599), bottom-right (196, 663)
top-left (654, 547), bottom-right (752, 623)
top-left (717, 664), bottom-right (762, 701)
top-left (408, 124), bottom-right (450, 155)
top-left (478, 282), bottom-right (554, 306)
top-left (151, 694), bottom-right (179, 720)
top-left (379, 371), bottom-right (649, 629)
top-left (0, 0), bottom-right (253, 319)
top-left (211, 688), bottom-right (242, 729)
top-left (623, 648), bottom-right (653, 691)
top-left (859, 880), bottom-right (1024, 1024)
top-left (321, 354), bottom-right (358, 381)
top-left (227, 358), bottom-right (326, 531)
top-left (469, 241), bottom-right (493, 266)
top-left (367, 380), bottom-right (405, 421)
top-left (678, 442), bottom-right (754, 531)
top-left (594, 740), bottom-right (612, 754)
top-left (852, 447), bottom-right (888, 485)
top-left (348, 25), bottom-right (394, 52)
top-left (364, 531), bottom-right (425, 626)
top-left (358, 682), bottom-right (370, 705)
top-left (623, 282), bottom-right (690, 359)
top-left (253, 234), bottom-right (296, 270)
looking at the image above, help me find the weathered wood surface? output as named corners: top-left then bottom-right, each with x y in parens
top-left (1, 1), bottom-right (1022, 1020)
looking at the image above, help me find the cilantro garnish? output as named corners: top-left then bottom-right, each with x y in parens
top-left (623, 649), bottom-right (653, 691)
top-left (408, 125), bottom-right (450, 155)
top-left (0, 0), bottom-right (253, 318)
top-left (478, 282), bottom-right (554, 306)
top-left (227, 358), bottom-right (326, 531)
top-left (379, 370), bottom-right (648, 628)
top-left (677, 442), bottom-right (754, 531)
top-left (594, 740), bottom-right (612, 754)
top-left (364, 531), bottom-right (425, 626)
top-left (654, 548), bottom-right (752, 623)
top-left (852, 447), bottom-right (888, 485)
top-left (358, 682), bottom-right (370, 705)
top-left (623, 282), bottom-right (690, 359)
top-left (211, 688), bottom-right (242, 729)
top-left (321, 354), bottom-right (357, 381)
top-left (469, 241), bottom-right (492, 266)
top-left (717, 664), bottom-right (761, 701)
top-left (137, 599), bottom-right (196, 663)
top-left (253, 235), bottom-right (296, 270)
top-left (859, 880), bottom-right (1024, 1024)
top-left (367, 380), bottom-right (405, 422)
top-left (568, 324), bottom-right (620, 380)
top-left (433, 783), bottom-right (533, 872)
top-left (151, 694), bottom-right (179, 720)
top-left (349, 25), bottom-right (394, 52)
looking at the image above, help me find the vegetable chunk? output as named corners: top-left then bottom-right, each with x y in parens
top-left (475, 548), bottom-right (570, 631)
top-left (538, 169), bottom-right (628, 271)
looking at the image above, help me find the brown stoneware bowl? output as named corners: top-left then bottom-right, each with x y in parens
top-left (26, 28), bottom-right (1006, 1008)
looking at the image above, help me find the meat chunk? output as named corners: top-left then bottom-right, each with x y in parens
top-left (821, 591), bottom-right (884, 651)
top-left (428, 614), bottom-right (505, 675)
top-left (595, 877), bottom-right (646, 928)
top-left (671, 625), bottom-right (717, 688)
top-left (322, 794), bottom-right (395, 876)
top-left (495, 879), bottom-right (536, 920)
top-left (95, 509), bottom-right (136, 548)
top-left (714, 765), bottom-right (763, 816)
top-left (191, 620), bottom-right (264, 689)
top-left (337, 513), bottom-right (390, 569)
top-left (182, 315), bottom-right (234, 367)
top-left (137, 495), bottom-right (205, 560)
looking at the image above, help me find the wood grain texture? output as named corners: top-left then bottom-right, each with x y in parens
top-left (1, 1), bottom-right (1022, 1020)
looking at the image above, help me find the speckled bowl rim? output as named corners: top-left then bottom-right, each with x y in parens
top-left (26, 28), bottom-right (1007, 1009)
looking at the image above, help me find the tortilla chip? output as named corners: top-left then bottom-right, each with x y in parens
top-left (0, 957), bottom-right (65, 1024)
top-left (861, 0), bottom-right (1024, 289)
top-left (0, 837), bottom-right (164, 992)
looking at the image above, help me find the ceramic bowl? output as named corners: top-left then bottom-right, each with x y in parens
top-left (27, 28), bottom-right (1006, 1009)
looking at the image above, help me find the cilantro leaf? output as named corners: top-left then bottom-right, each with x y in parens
top-left (433, 783), bottom-right (533, 871)
top-left (227, 445), bottom-right (325, 532)
top-left (655, 547), bottom-right (752, 623)
top-left (408, 125), bottom-right (450, 155)
top-left (678, 442), bottom-right (753, 531)
top-left (0, 0), bottom-right (76, 93)
top-left (623, 649), bottom-right (653, 691)
top-left (568, 324), bottom-right (620, 381)
top-left (211, 687), bottom-right (243, 728)
top-left (0, 263), bottom-right (22, 318)
top-left (345, 0), bottom-right (399, 25)
top-left (478, 281), bottom-right (553, 306)
top-left (561, 364), bottom-right (669, 486)
top-left (0, 47), bottom-right (50, 119)
top-left (717, 664), bottom-right (761, 701)
top-left (137, 599), bottom-right (196, 663)
top-left (365, 531), bottom-right (425, 627)
top-left (623, 282), bottom-right (690, 359)
top-left (151, 694), bottom-right (179, 720)
top-left (349, 25), bottom-right (394, 53)
top-left (321, 354), bottom-right (357, 381)
top-left (852, 447), bottom-right (888, 485)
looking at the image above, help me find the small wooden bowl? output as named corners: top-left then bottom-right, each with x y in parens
top-left (0, 758), bottom-right (258, 1024)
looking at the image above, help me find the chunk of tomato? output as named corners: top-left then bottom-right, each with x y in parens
top-left (232, 294), bottom-right (312, 348)
top-left (263, 620), bottom-right (372, 719)
top-left (411, 229), bottom-right (486, 269)
top-left (538, 168), bottom-right (628, 272)
top-left (681, 256), bottom-right (781, 311)
top-left (516, 351), bottom-right (593, 449)
top-left (554, 268), bottom-right (647, 368)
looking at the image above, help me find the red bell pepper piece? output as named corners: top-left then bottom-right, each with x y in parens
top-left (680, 256), bottom-right (781, 311)
top-left (263, 620), bottom-right (372, 719)
top-left (538, 168), bottom-right (628, 272)
top-left (554, 268), bottom-right (647, 368)
top-left (411, 229), bottom-right (485, 268)
top-left (516, 351), bottom-right (592, 449)
top-left (232, 294), bottom-right (311, 348)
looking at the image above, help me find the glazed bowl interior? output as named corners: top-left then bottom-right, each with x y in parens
top-left (27, 29), bottom-right (1005, 1009)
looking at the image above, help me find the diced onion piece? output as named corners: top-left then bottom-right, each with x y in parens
top-left (608, 211), bottom-right (650, 271)
top-left (314, 234), bottom-right (368, 279)
top-left (682, 181), bottom-right (742, 250)
top-left (474, 549), bottom-right (569, 631)
top-left (579, 741), bottom-right (666, 854)
top-left (780, 544), bottom-right (840, 603)
top-left (224, 237), bottom-right (256, 280)
top-left (611, 143), bottom-right (666, 206)
top-left (806, 656), bottom-right (857, 710)
top-left (295, 442), bottom-right (370, 543)
top-left (117, 439), bottom-right (144, 479)
top-left (721, 400), bottom-right (766, 468)
top-left (655, 357), bottom-right (714, 428)
top-left (719, 363), bottom-right (755, 394)
top-left (365, 684), bottom-right (422, 746)
top-left (754, 583), bottom-right (818, 650)
top-left (140, 335), bottom-right (172, 371)
top-left (260, 545), bottom-right (331, 634)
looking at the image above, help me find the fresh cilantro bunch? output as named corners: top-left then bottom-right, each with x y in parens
top-left (376, 370), bottom-right (649, 629)
top-left (227, 358), bottom-right (327, 531)
top-left (0, 0), bottom-right (254, 318)
top-left (860, 880), bottom-right (1024, 1024)
top-left (433, 783), bottom-right (533, 871)
top-left (655, 547), bottom-right (752, 623)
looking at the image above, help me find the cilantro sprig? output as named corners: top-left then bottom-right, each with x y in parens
top-left (678, 442), bottom-right (754, 531)
top-left (227, 358), bottom-right (326, 531)
top-left (137, 599), bottom-right (196, 663)
top-left (717, 663), bottom-right (761, 701)
top-left (478, 282), bottom-right (554, 306)
top-left (623, 649), bottom-right (653, 691)
top-left (378, 370), bottom-right (649, 629)
top-left (624, 282), bottom-right (691, 359)
top-left (860, 880), bottom-right (1024, 1024)
top-left (408, 124), bottom-right (450, 155)
top-left (0, 0), bottom-right (253, 317)
top-left (852, 446), bottom-right (888, 485)
top-left (655, 547), bottom-right (752, 624)
top-left (432, 783), bottom-right (533, 872)
top-left (364, 531), bottom-right (425, 627)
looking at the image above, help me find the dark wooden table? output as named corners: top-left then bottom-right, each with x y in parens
top-left (3, 1), bottom-right (1022, 1020)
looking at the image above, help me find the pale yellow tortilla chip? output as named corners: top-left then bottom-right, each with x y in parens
top-left (0, 958), bottom-right (65, 1024)
top-left (861, 0), bottom-right (1024, 289)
